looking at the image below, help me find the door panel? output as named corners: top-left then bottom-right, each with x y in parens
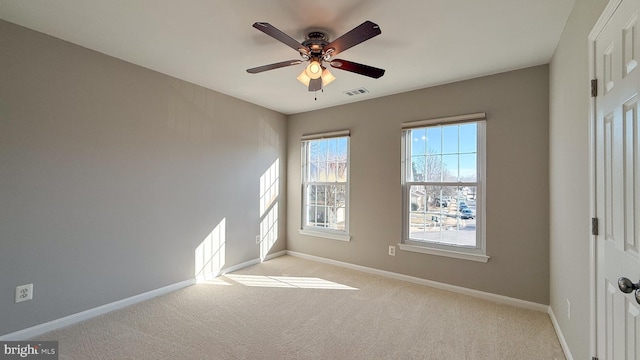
top-left (596, 0), bottom-right (640, 358)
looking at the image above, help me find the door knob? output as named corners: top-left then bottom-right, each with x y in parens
top-left (618, 277), bottom-right (640, 305)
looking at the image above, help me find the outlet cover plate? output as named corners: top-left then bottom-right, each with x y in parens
top-left (16, 283), bottom-right (33, 303)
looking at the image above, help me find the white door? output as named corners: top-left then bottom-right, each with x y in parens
top-left (595, 0), bottom-right (640, 358)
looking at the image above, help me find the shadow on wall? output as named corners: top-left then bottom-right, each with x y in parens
top-left (260, 159), bottom-right (279, 260)
top-left (194, 218), bottom-right (226, 282)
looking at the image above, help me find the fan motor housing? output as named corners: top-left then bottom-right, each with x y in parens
top-left (302, 31), bottom-right (329, 57)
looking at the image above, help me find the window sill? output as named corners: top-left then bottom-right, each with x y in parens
top-left (299, 229), bottom-right (351, 242)
top-left (398, 243), bottom-right (490, 263)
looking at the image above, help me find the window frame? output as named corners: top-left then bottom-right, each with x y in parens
top-left (299, 130), bottom-right (351, 242)
top-left (400, 113), bottom-right (488, 262)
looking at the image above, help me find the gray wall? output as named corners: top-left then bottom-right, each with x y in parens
top-left (0, 20), bottom-right (287, 336)
top-left (287, 65), bottom-right (550, 304)
top-left (549, 0), bottom-right (608, 358)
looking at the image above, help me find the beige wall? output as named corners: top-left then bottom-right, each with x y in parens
top-left (549, 0), bottom-right (609, 359)
top-left (0, 20), bottom-right (287, 336)
top-left (287, 65), bottom-right (550, 304)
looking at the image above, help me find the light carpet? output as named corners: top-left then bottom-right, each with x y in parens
top-left (37, 255), bottom-right (565, 359)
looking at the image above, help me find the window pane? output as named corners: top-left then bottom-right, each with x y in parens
top-left (337, 161), bottom-right (347, 182)
top-left (317, 161), bottom-right (327, 181)
top-left (335, 207), bottom-right (346, 230)
top-left (442, 154), bottom-right (458, 182)
top-left (442, 125), bottom-right (458, 154)
top-left (337, 139), bottom-right (347, 161)
top-left (308, 206), bottom-right (326, 227)
top-left (426, 127), bottom-right (441, 154)
top-left (316, 185), bottom-right (326, 205)
top-left (459, 154), bottom-right (477, 181)
top-left (411, 128), bottom-right (427, 155)
top-left (409, 185), bottom-right (427, 212)
top-left (327, 161), bottom-right (337, 182)
top-left (408, 185), bottom-right (429, 241)
top-left (309, 141), bottom-right (319, 164)
top-left (308, 162), bottom-right (318, 182)
top-left (327, 138), bottom-right (338, 161)
top-left (319, 140), bottom-right (329, 162)
top-left (425, 155), bottom-right (442, 182)
top-left (459, 123), bottom-right (477, 153)
top-left (306, 185), bottom-right (316, 205)
top-left (334, 185), bottom-right (346, 207)
top-left (411, 156), bottom-right (426, 181)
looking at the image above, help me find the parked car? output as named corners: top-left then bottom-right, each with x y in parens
top-left (434, 199), bottom-right (448, 208)
top-left (460, 208), bottom-right (474, 219)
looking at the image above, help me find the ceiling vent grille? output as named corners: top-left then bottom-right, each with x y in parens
top-left (343, 87), bottom-right (370, 96)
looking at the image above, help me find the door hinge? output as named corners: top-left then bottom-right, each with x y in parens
top-left (591, 79), bottom-right (598, 97)
top-left (592, 217), bottom-right (599, 235)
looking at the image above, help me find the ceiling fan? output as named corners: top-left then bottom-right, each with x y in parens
top-left (246, 21), bottom-right (385, 93)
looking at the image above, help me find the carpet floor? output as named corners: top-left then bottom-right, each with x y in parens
top-left (38, 255), bottom-right (565, 359)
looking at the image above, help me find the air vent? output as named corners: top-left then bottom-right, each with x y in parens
top-left (343, 87), bottom-right (370, 96)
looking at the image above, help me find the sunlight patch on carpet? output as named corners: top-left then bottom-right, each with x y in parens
top-left (197, 277), bottom-right (232, 285)
top-left (225, 274), bottom-right (358, 290)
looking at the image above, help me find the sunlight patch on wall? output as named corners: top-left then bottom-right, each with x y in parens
top-left (260, 203), bottom-right (278, 261)
top-left (259, 159), bottom-right (279, 216)
top-left (225, 274), bottom-right (358, 290)
top-left (195, 218), bottom-right (226, 282)
top-left (259, 159), bottom-right (280, 260)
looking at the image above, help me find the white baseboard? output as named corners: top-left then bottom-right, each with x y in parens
top-left (263, 250), bottom-right (287, 261)
top-left (286, 250), bottom-right (549, 313)
top-left (216, 250), bottom-right (287, 276)
top-left (0, 278), bottom-right (195, 341)
top-left (0, 250), bottom-right (289, 341)
top-left (548, 307), bottom-right (574, 360)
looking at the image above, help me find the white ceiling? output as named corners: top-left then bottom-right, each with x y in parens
top-left (0, 0), bottom-right (575, 115)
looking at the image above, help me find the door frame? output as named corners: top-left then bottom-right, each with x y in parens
top-left (588, 0), bottom-right (625, 357)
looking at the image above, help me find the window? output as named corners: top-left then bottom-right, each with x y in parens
top-left (300, 131), bottom-right (350, 241)
top-left (401, 113), bottom-right (488, 262)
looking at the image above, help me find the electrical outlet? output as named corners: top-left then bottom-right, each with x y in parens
top-left (15, 284), bottom-right (33, 303)
top-left (389, 246), bottom-right (396, 256)
top-left (256, 235), bottom-right (261, 244)
top-left (566, 299), bottom-right (571, 319)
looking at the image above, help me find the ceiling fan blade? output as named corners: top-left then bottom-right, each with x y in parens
top-left (325, 21), bottom-right (381, 56)
top-left (253, 22), bottom-right (308, 54)
top-left (330, 59), bottom-right (385, 78)
top-left (308, 78), bottom-right (322, 92)
top-left (246, 60), bottom-right (303, 74)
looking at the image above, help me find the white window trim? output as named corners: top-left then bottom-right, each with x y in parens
top-left (401, 113), bottom-right (488, 261)
top-left (298, 229), bottom-right (351, 242)
top-left (300, 130), bottom-right (351, 239)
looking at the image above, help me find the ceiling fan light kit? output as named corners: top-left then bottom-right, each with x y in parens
top-left (305, 60), bottom-right (322, 79)
top-left (247, 21), bottom-right (385, 96)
